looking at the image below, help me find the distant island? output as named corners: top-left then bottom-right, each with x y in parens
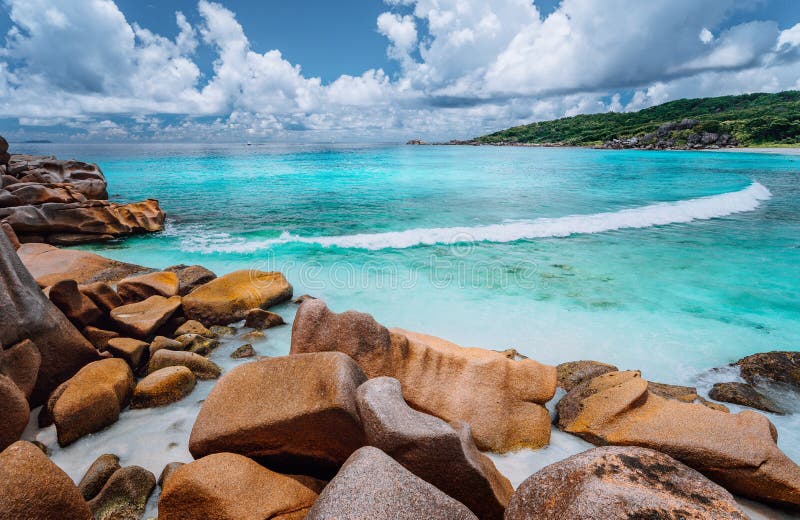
top-left (20, 139), bottom-right (53, 144)
top-left (419, 91), bottom-right (800, 150)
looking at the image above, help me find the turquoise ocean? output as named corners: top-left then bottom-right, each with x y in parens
top-left (16, 143), bottom-right (800, 517)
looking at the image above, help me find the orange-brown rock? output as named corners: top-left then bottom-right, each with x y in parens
top-left (106, 337), bottom-right (149, 369)
top-left (556, 370), bottom-right (800, 508)
top-left (0, 441), bottom-right (92, 520)
top-left (182, 269), bottom-right (293, 325)
top-left (131, 366), bottom-right (196, 408)
top-left (49, 358), bottom-right (135, 446)
top-left (87, 465), bottom-right (156, 520)
top-left (158, 452), bottom-right (319, 520)
top-left (149, 335), bottom-right (184, 356)
top-left (0, 339), bottom-right (41, 399)
top-left (1, 232), bottom-right (101, 405)
top-left (82, 326), bottom-right (120, 350)
top-left (110, 295), bottom-right (182, 339)
top-left (556, 360), bottom-right (618, 391)
top-left (357, 376), bottom-right (512, 520)
top-left (1, 218), bottom-right (20, 248)
top-left (148, 349), bottom-right (221, 380)
top-left (48, 279), bottom-right (103, 327)
top-left (78, 453), bottom-right (121, 501)
top-left (504, 446), bottom-right (747, 519)
top-left (0, 199), bottom-right (165, 243)
top-left (116, 270), bottom-right (179, 303)
top-left (245, 308), bottom-right (286, 329)
top-left (165, 264), bottom-right (217, 296)
top-left (174, 319), bottom-right (215, 338)
top-left (17, 242), bottom-right (147, 286)
top-left (79, 281), bottom-right (123, 312)
top-left (0, 375), bottom-right (29, 451)
top-left (190, 352), bottom-right (366, 477)
top-left (290, 300), bottom-right (556, 452)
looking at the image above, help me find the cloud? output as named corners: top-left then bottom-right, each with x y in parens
top-left (0, 0), bottom-right (798, 142)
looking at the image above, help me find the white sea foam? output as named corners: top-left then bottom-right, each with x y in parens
top-left (181, 182), bottom-right (772, 253)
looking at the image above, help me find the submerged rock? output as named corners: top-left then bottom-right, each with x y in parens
top-left (709, 382), bottom-right (785, 414)
top-left (0, 233), bottom-right (101, 405)
top-left (0, 441), bottom-right (92, 520)
top-left (230, 343), bottom-right (256, 358)
top-left (190, 352), bottom-right (366, 477)
top-left (78, 453), bottom-right (121, 501)
top-left (87, 465), bottom-right (156, 520)
top-left (116, 271), bottom-right (179, 303)
top-left (131, 366), bottom-right (196, 409)
top-left (291, 299), bottom-right (556, 452)
top-left (357, 376), bottom-right (513, 520)
top-left (49, 358), bottom-right (135, 446)
top-left (505, 446), bottom-right (747, 519)
top-left (182, 269), bottom-right (293, 325)
top-left (148, 349), bottom-right (221, 380)
top-left (306, 446), bottom-right (477, 520)
top-left (158, 452), bottom-right (318, 520)
top-left (556, 370), bottom-right (800, 508)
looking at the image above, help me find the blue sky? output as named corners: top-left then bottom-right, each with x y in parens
top-left (1, 0), bottom-right (799, 142)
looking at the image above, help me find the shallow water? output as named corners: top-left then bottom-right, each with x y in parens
top-left (14, 143), bottom-right (800, 517)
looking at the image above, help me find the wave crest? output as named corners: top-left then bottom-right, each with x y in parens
top-left (181, 182), bottom-right (771, 253)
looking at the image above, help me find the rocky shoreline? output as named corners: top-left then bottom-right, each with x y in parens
top-left (0, 143), bottom-right (799, 519)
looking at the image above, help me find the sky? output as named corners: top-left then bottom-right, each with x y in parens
top-left (0, 0), bottom-right (799, 142)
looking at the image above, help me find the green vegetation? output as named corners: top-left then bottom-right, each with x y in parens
top-left (475, 91), bottom-right (800, 147)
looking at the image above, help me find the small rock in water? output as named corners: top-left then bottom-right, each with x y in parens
top-left (174, 319), bottom-right (216, 338)
top-left (174, 333), bottom-right (220, 356)
top-left (87, 465), bottom-right (156, 520)
top-left (209, 325), bottom-right (237, 336)
top-left (709, 382), bottom-right (785, 414)
top-left (131, 366), bottom-right (196, 409)
top-left (244, 308), bottom-right (285, 330)
top-left (231, 343), bottom-right (256, 358)
top-left (148, 350), bottom-right (222, 380)
top-left (736, 351), bottom-right (800, 391)
top-left (239, 330), bottom-right (266, 341)
top-left (78, 453), bottom-right (121, 500)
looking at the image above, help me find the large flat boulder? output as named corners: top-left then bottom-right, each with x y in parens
top-left (505, 446), bottom-right (747, 519)
top-left (0, 441), bottom-right (92, 520)
top-left (556, 370), bottom-right (800, 508)
top-left (17, 242), bottom-right (147, 286)
top-left (357, 377), bottom-right (512, 520)
top-left (49, 358), bottom-right (135, 446)
top-left (159, 452), bottom-right (319, 520)
top-left (110, 295), bottom-right (182, 339)
top-left (0, 233), bottom-right (101, 404)
top-left (306, 446), bottom-right (477, 520)
top-left (190, 352), bottom-right (366, 477)
top-left (182, 269), bottom-right (292, 325)
top-left (291, 300), bottom-right (556, 452)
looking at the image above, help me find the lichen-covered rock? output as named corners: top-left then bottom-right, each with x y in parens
top-left (709, 382), bottom-right (785, 414)
top-left (504, 446), bottom-right (747, 519)
top-left (182, 269), bottom-right (293, 325)
top-left (0, 375), bottom-right (29, 451)
top-left (306, 446), bottom-right (477, 520)
top-left (78, 453), bottom-right (121, 500)
top-left (131, 366), bottom-right (196, 408)
top-left (116, 271), bottom-right (179, 303)
top-left (158, 452), bottom-right (318, 520)
top-left (291, 300), bottom-right (556, 452)
top-left (356, 377), bottom-right (512, 520)
top-left (87, 465), bottom-right (156, 520)
top-left (231, 343), bottom-right (256, 358)
top-left (148, 349), bottom-right (221, 380)
top-left (0, 233), bottom-right (101, 405)
top-left (189, 352), bottom-right (366, 477)
top-left (110, 295), bottom-right (182, 339)
top-left (556, 360), bottom-right (618, 391)
top-left (244, 308), bottom-right (286, 329)
top-left (165, 264), bottom-right (217, 296)
top-left (49, 358), bottom-right (135, 446)
top-left (106, 337), bottom-right (150, 369)
top-left (0, 441), bottom-right (92, 520)
top-left (174, 333), bottom-right (220, 356)
top-left (0, 338), bottom-right (41, 398)
top-left (556, 370), bottom-right (800, 508)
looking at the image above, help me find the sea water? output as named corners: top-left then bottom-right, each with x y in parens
top-left (15, 143), bottom-right (800, 518)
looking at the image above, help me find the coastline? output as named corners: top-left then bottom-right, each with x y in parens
top-left (1, 141), bottom-right (800, 518)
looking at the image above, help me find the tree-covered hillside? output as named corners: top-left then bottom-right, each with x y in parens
top-left (474, 91), bottom-right (800, 148)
